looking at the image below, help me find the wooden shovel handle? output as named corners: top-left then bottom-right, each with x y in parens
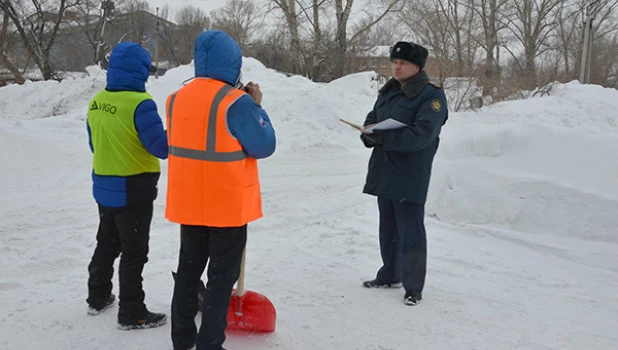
top-left (339, 118), bottom-right (364, 132)
top-left (235, 247), bottom-right (246, 297)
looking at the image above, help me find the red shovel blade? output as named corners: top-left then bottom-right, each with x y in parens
top-left (226, 289), bottom-right (276, 333)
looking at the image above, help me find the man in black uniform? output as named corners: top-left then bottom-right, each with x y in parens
top-left (361, 41), bottom-right (448, 306)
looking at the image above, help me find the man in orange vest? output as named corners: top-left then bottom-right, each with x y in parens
top-left (166, 30), bottom-right (276, 350)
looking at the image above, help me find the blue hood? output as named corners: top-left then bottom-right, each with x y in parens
top-left (194, 30), bottom-right (242, 85)
top-left (106, 42), bottom-right (151, 92)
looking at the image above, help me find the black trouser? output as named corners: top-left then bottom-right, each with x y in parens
top-left (375, 198), bottom-right (427, 293)
top-left (171, 225), bottom-right (247, 350)
top-left (87, 202), bottom-right (152, 319)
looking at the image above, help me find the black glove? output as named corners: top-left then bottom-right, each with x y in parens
top-left (360, 132), bottom-right (382, 148)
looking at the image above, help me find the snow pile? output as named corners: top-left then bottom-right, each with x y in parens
top-left (427, 82), bottom-right (618, 242)
top-left (1, 57), bottom-right (618, 350)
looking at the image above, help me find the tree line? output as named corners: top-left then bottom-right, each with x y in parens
top-left (1, 0), bottom-right (617, 101)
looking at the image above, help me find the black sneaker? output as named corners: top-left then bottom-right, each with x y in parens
top-left (175, 345), bottom-right (222, 350)
top-left (87, 294), bottom-right (116, 316)
top-left (404, 292), bottom-right (422, 306)
top-left (362, 279), bottom-right (402, 288)
top-left (118, 310), bottom-right (167, 330)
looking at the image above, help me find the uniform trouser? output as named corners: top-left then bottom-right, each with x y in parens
top-left (171, 224), bottom-right (247, 350)
top-left (375, 197), bottom-right (427, 294)
top-left (87, 202), bottom-right (152, 318)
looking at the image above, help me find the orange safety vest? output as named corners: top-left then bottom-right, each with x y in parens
top-left (165, 78), bottom-right (262, 227)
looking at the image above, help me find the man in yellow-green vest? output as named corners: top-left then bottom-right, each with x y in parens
top-left (86, 42), bottom-right (168, 330)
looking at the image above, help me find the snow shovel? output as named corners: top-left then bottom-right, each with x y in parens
top-left (226, 248), bottom-right (276, 333)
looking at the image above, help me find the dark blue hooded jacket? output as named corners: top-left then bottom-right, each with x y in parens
top-left (87, 42), bottom-right (168, 207)
top-left (193, 30), bottom-right (276, 159)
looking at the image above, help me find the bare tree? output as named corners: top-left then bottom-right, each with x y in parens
top-left (400, 0), bottom-right (469, 84)
top-left (502, 0), bottom-right (562, 89)
top-left (269, 0), bottom-right (403, 78)
top-left (346, 15), bottom-right (398, 79)
top-left (211, 0), bottom-right (258, 51)
top-left (553, 1), bottom-right (581, 80)
top-left (331, 0), bottom-right (353, 77)
top-left (70, 0), bottom-right (123, 65)
top-left (437, 0), bottom-right (476, 77)
top-left (251, 27), bottom-right (295, 73)
top-left (524, 0), bottom-right (618, 86)
top-left (114, 0), bottom-right (150, 45)
top-left (304, 0), bottom-right (327, 80)
top-left (269, 0), bottom-right (305, 75)
top-left (467, 0), bottom-right (510, 97)
top-left (175, 5), bottom-right (209, 32)
top-left (351, 14), bottom-right (397, 46)
top-left (331, 0), bottom-right (404, 78)
top-left (162, 4), bottom-right (210, 65)
top-left (592, 35), bottom-right (618, 86)
top-left (583, 0), bottom-right (618, 85)
top-left (0, 7), bottom-right (25, 83)
top-left (0, 0), bottom-right (78, 80)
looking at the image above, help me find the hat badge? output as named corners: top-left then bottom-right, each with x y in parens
top-left (396, 47), bottom-right (401, 52)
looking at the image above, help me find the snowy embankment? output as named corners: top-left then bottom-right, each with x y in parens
top-left (427, 82), bottom-right (618, 243)
top-left (1, 59), bottom-right (617, 350)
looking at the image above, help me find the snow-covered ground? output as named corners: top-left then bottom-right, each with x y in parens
top-left (1, 59), bottom-right (617, 350)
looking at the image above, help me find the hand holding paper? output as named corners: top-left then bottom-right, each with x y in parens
top-left (360, 133), bottom-right (382, 147)
top-left (339, 118), bottom-right (408, 134)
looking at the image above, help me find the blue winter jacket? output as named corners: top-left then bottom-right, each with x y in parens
top-left (362, 71), bottom-right (448, 204)
top-left (87, 42), bottom-right (168, 207)
top-left (193, 30), bottom-right (276, 159)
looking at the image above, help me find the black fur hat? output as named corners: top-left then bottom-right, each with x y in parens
top-left (390, 42), bottom-right (429, 69)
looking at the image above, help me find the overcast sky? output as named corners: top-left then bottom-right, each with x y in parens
top-left (146, 0), bottom-right (244, 15)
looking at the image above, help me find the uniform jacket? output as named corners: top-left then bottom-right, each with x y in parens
top-left (87, 42), bottom-right (168, 207)
top-left (362, 70), bottom-right (448, 204)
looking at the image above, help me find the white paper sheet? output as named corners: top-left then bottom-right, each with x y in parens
top-left (363, 118), bottom-right (408, 133)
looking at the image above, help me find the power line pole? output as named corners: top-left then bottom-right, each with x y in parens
top-left (579, 0), bottom-right (603, 84)
top-left (585, 18), bottom-right (593, 84)
top-left (579, 12), bottom-right (593, 83)
top-left (96, 0), bottom-right (114, 67)
top-left (155, 7), bottom-right (160, 79)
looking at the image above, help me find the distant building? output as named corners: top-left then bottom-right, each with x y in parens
top-left (50, 9), bottom-right (180, 73)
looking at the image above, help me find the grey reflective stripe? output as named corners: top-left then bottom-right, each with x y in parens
top-left (169, 84), bottom-right (248, 162)
top-left (167, 93), bottom-right (177, 140)
top-left (170, 146), bottom-right (249, 162)
top-left (206, 84), bottom-right (233, 151)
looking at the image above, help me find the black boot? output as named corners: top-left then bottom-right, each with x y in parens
top-left (362, 279), bottom-right (402, 288)
top-left (87, 293), bottom-right (116, 316)
top-left (118, 309), bottom-right (167, 330)
top-left (404, 291), bottom-right (422, 306)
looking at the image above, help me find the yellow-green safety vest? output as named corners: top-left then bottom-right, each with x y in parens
top-left (87, 90), bottom-right (160, 176)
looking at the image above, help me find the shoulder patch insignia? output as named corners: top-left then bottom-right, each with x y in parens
top-left (431, 99), bottom-right (441, 112)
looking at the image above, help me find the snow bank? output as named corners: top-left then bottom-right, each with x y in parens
top-left (1, 62), bottom-right (617, 244)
